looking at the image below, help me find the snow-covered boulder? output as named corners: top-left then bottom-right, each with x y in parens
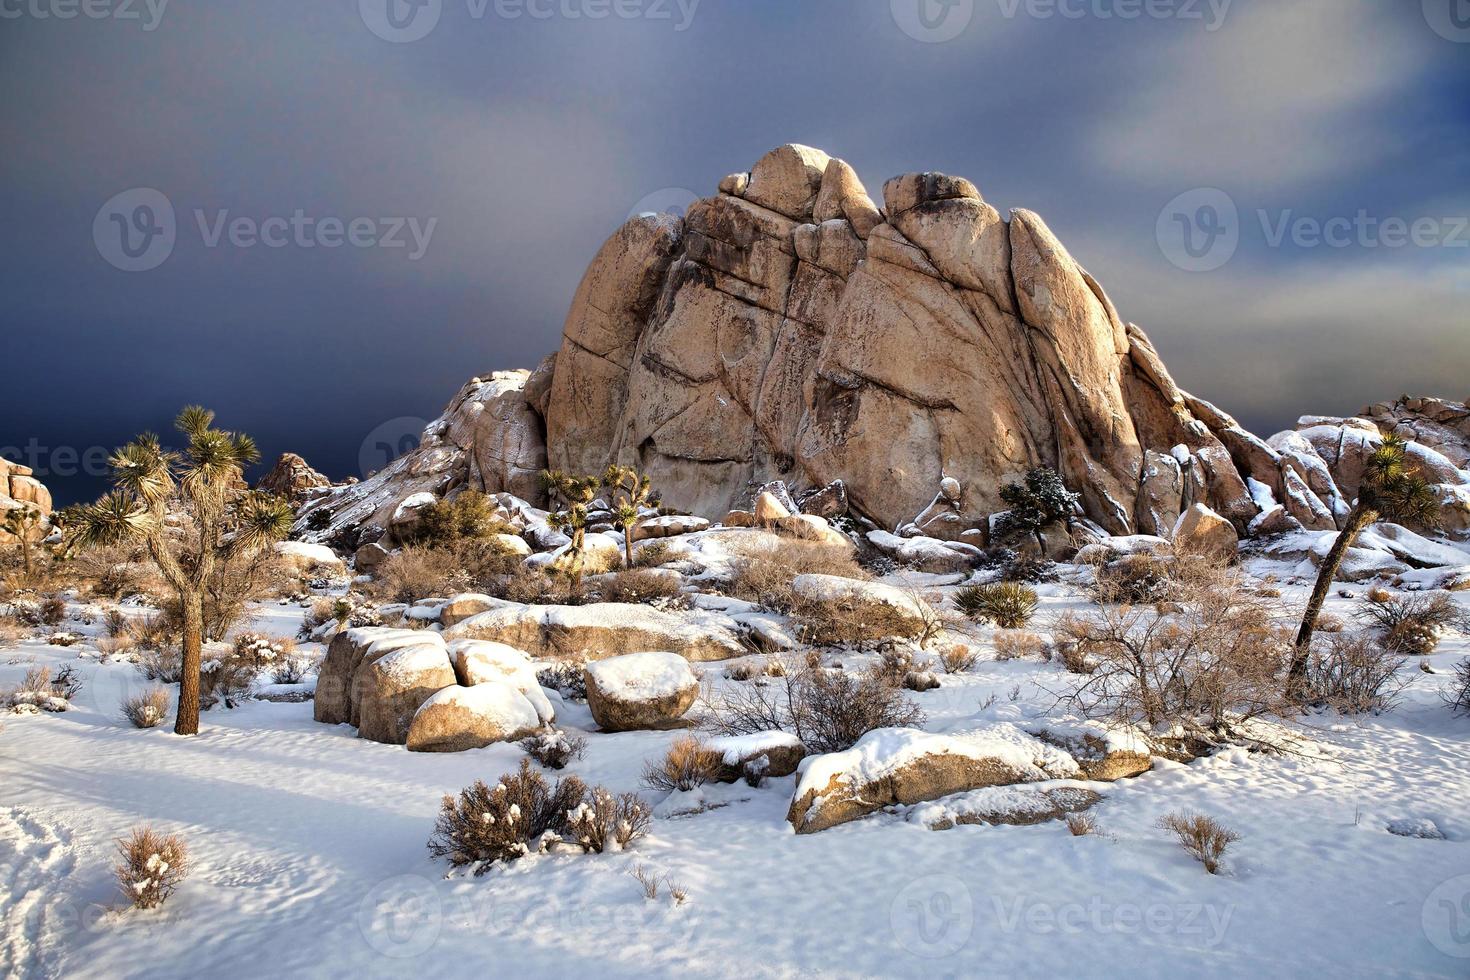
top-left (439, 593), bottom-right (511, 629)
top-left (705, 731), bottom-right (807, 782)
top-left (790, 574), bottom-right (935, 634)
top-left (446, 602), bottom-right (745, 662)
top-left (448, 639), bottom-right (554, 723)
top-left (355, 644), bottom-right (457, 745)
top-left (529, 531), bottom-right (624, 575)
top-left (405, 683), bottom-right (542, 753)
top-left (866, 530), bottom-right (979, 574)
top-left (633, 515), bottom-right (710, 541)
top-left (583, 652), bottom-right (698, 732)
top-left (390, 491), bottom-right (438, 541)
top-left (786, 725), bottom-right (1079, 834)
top-left (274, 541), bottom-right (345, 574)
top-left (316, 628), bottom-right (446, 725)
top-left (1172, 504), bottom-right (1238, 562)
top-left (1026, 718), bottom-right (1153, 781)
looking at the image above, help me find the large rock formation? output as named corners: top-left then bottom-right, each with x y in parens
top-left (256, 452), bottom-right (331, 503)
top-left (0, 457), bottom-right (52, 544)
top-left (290, 146), bottom-right (1468, 550)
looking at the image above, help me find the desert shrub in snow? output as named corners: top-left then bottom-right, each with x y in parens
top-left (792, 584), bottom-right (947, 650)
top-left (0, 614), bottom-right (27, 646)
top-left (409, 490), bottom-right (514, 546)
top-left (271, 650), bottom-right (316, 685)
top-left (1301, 631), bottom-right (1407, 714)
top-left (496, 565), bottom-right (591, 606)
top-left (128, 612), bottom-right (180, 653)
top-left (370, 545), bottom-right (466, 605)
top-left (1446, 659), bottom-right (1470, 716)
top-left (631, 540), bottom-right (673, 568)
top-left (703, 656), bottom-right (924, 754)
top-left (5, 666), bottom-right (73, 713)
top-left (427, 760), bottom-right (649, 873)
top-left (1066, 812), bottom-right (1098, 837)
top-left (95, 635), bottom-right (138, 658)
top-left (993, 630), bottom-right (1050, 662)
top-left (1158, 810), bottom-right (1239, 875)
top-left (231, 632), bottom-right (297, 671)
top-left (535, 659), bottom-right (587, 701)
top-left (47, 631), bottom-right (80, 647)
top-left (48, 664), bottom-right (82, 701)
top-left (102, 606), bottom-right (130, 637)
top-left (955, 582), bottom-right (1038, 629)
top-left (1054, 574), bottom-right (1291, 745)
top-left (725, 538), bottom-right (868, 612)
top-left (1315, 613), bottom-right (1345, 634)
top-left (521, 729), bottom-right (587, 770)
top-left (565, 787), bottom-right (651, 855)
top-left (1001, 555), bottom-right (1059, 584)
top-left (1356, 592), bottom-right (1457, 656)
top-left (1092, 554), bottom-right (1172, 604)
top-left (596, 569), bottom-right (687, 608)
top-left (903, 670), bottom-right (940, 692)
top-left (936, 643), bottom-right (979, 674)
top-left (641, 737), bottom-right (725, 792)
top-left (123, 686), bottom-right (171, 728)
top-left (114, 826), bottom-right (189, 910)
top-left (38, 594), bottom-right (66, 627)
top-left (873, 645), bottom-right (918, 687)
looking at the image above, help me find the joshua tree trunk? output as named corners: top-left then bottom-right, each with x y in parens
top-left (175, 591), bottom-right (205, 736)
top-left (624, 528), bottom-right (635, 571)
top-left (18, 533), bottom-right (32, 580)
top-left (1288, 505), bottom-right (1377, 693)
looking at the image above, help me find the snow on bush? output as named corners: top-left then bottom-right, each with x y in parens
top-left (123, 686), bottom-right (172, 728)
top-left (114, 826), bottom-right (189, 910)
top-left (640, 736), bottom-right (725, 792)
top-left (520, 729), bottom-right (587, 770)
top-left (427, 759), bottom-right (650, 874)
top-left (6, 666), bottom-right (74, 713)
top-left (1357, 591), bottom-right (1457, 656)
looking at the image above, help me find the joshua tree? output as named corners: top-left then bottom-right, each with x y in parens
top-left (67, 407), bottom-right (294, 735)
top-left (542, 470), bottom-right (599, 588)
top-left (996, 467), bottom-right (1081, 557)
top-left (602, 464), bottom-right (653, 570)
top-left (2, 504), bottom-right (45, 581)
top-left (1288, 434), bottom-right (1439, 691)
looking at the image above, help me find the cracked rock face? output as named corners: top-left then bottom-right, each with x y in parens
top-left (294, 146), bottom-right (1466, 546)
top-left (542, 144), bottom-right (1265, 535)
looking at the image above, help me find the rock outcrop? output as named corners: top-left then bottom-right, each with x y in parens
top-left (288, 146), bottom-right (1469, 551)
top-left (256, 452), bottom-right (331, 503)
top-left (0, 457), bottom-right (52, 544)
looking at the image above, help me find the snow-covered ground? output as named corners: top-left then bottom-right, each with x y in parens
top-left (3, 579), bottom-right (1469, 979)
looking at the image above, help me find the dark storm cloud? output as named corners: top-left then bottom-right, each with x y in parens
top-left (1, 0), bottom-right (1466, 504)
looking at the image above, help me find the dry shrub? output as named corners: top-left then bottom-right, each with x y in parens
top-left (123, 686), bottom-right (171, 728)
top-left (629, 864), bottom-right (661, 900)
top-left (954, 582), bottom-right (1038, 629)
top-left (521, 729), bottom-right (587, 770)
top-left (597, 569), bottom-right (686, 607)
top-left (1446, 659), bottom-right (1470, 716)
top-left (994, 630), bottom-right (1049, 662)
top-left (937, 643), bottom-right (979, 674)
top-left (137, 645), bottom-right (183, 683)
top-left (702, 656), bottom-right (924, 753)
top-left (128, 612), bottom-right (179, 652)
top-left (1158, 810), bottom-right (1239, 875)
top-left (903, 670), bottom-right (940, 692)
top-left (1315, 613), bottom-right (1346, 634)
top-left (726, 538), bottom-right (868, 612)
top-left (641, 736), bottom-right (725, 792)
top-left (792, 584), bottom-right (949, 650)
top-left (873, 645), bottom-right (918, 687)
top-left (535, 659), bottom-right (587, 701)
top-left (1054, 570), bottom-right (1291, 742)
top-left (632, 540), bottom-right (673, 568)
top-left (497, 565), bottom-right (590, 606)
top-left (114, 826), bottom-right (189, 909)
top-left (0, 615), bottom-right (26, 646)
top-left (1302, 631), bottom-right (1407, 714)
top-left (39, 595), bottom-right (66, 626)
top-left (1092, 554), bottom-right (1171, 604)
top-left (1066, 812), bottom-right (1097, 837)
top-left (372, 540), bottom-right (524, 605)
top-left (409, 490), bottom-right (515, 546)
top-left (1002, 555), bottom-right (1058, 584)
top-left (427, 760), bottom-right (649, 873)
top-left (1357, 592), bottom-right (1457, 655)
top-left (95, 634), bottom-right (138, 658)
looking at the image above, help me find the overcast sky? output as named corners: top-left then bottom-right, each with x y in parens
top-left (2, 0), bottom-right (1467, 504)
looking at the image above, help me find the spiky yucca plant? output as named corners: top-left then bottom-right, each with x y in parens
top-left (1289, 434), bottom-right (1439, 692)
top-left (67, 407), bottom-right (293, 734)
top-left (602, 463), bottom-right (653, 571)
top-left (541, 470), bottom-right (599, 588)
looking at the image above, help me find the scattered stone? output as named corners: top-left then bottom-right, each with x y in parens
top-left (406, 683), bottom-right (542, 753)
